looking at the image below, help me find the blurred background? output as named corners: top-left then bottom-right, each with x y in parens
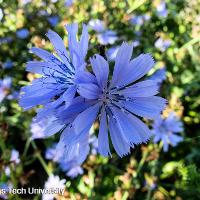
top-left (0, 0), bottom-right (200, 199)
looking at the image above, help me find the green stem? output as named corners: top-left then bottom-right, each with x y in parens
top-left (137, 151), bottom-right (148, 174)
top-left (31, 140), bottom-right (51, 176)
top-left (22, 138), bottom-right (31, 157)
top-left (146, 144), bottom-right (162, 200)
top-left (0, 137), bottom-right (6, 151)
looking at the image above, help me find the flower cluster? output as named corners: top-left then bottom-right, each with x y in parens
top-left (19, 23), bottom-right (167, 159)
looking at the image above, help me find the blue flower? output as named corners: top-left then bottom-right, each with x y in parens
top-left (89, 19), bottom-right (106, 33)
top-left (152, 112), bottom-right (183, 151)
top-left (16, 28), bottom-right (29, 39)
top-left (59, 42), bottom-right (166, 157)
top-left (97, 30), bottom-right (118, 45)
top-left (89, 19), bottom-right (118, 45)
top-left (130, 15), bottom-right (144, 26)
top-left (130, 14), bottom-right (151, 26)
top-left (154, 37), bottom-right (171, 52)
top-left (47, 16), bottom-right (59, 27)
top-left (0, 77), bottom-right (12, 103)
top-left (156, 1), bottom-right (168, 18)
top-left (19, 23), bottom-right (90, 121)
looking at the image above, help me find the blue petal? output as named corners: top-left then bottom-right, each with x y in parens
top-left (46, 30), bottom-right (70, 64)
top-left (77, 83), bottom-right (101, 99)
top-left (31, 47), bottom-right (60, 63)
top-left (57, 130), bottom-right (89, 163)
top-left (62, 85), bottom-right (77, 105)
top-left (117, 80), bottom-right (159, 97)
top-left (116, 53), bottom-right (155, 87)
top-left (56, 97), bottom-right (95, 124)
top-left (169, 134), bottom-right (183, 146)
top-left (98, 108), bottom-right (111, 157)
top-left (111, 42), bottom-right (133, 87)
top-left (90, 54), bottom-right (109, 89)
top-left (73, 103), bottom-right (100, 135)
top-left (112, 107), bottom-right (151, 145)
top-left (65, 23), bottom-right (88, 69)
top-left (79, 24), bottom-right (89, 61)
top-left (109, 115), bottom-right (130, 157)
top-left (121, 96), bottom-right (167, 119)
top-left (75, 71), bottom-right (97, 84)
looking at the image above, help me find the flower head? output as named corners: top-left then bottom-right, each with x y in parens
top-left (152, 112), bottom-right (183, 151)
top-left (58, 42), bottom-right (166, 157)
top-left (19, 23), bottom-right (90, 121)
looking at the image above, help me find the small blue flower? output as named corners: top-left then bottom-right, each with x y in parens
top-left (89, 19), bottom-right (118, 45)
top-left (130, 15), bottom-right (144, 26)
top-left (155, 37), bottom-right (171, 52)
top-left (43, 174), bottom-right (66, 200)
top-left (152, 112), bottom-right (183, 152)
top-left (19, 24), bottom-right (90, 124)
top-left (156, 1), bottom-right (168, 18)
top-left (130, 14), bottom-right (151, 26)
top-left (59, 42), bottom-right (166, 157)
top-left (89, 19), bottom-right (106, 33)
top-left (47, 16), bottom-right (59, 27)
top-left (16, 28), bottom-right (29, 39)
top-left (0, 77), bottom-right (12, 103)
top-left (97, 30), bottom-right (118, 45)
